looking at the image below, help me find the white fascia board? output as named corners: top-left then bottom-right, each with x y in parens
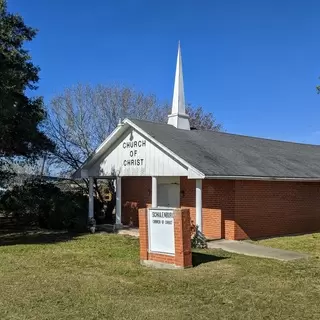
top-left (188, 167), bottom-right (205, 179)
top-left (95, 123), bottom-right (129, 154)
top-left (71, 123), bottom-right (129, 179)
top-left (124, 119), bottom-right (205, 179)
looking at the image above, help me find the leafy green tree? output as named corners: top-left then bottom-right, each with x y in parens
top-left (0, 0), bottom-right (54, 184)
top-left (0, 179), bottom-right (90, 231)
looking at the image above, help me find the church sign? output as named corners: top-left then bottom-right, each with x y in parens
top-left (139, 207), bottom-right (192, 269)
top-left (148, 208), bottom-right (175, 255)
top-left (122, 138), bottom-right (146, 167)
top-left (98, 128), bottom-right (188, 177)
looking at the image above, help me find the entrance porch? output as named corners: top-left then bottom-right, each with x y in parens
top-left (88, 176), bottom-right (207, 235)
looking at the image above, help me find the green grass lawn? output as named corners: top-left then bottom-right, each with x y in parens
top-left (0, 231), bottom-right (319, 320)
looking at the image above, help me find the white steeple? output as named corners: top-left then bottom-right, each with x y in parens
top-left (167, 42), bottom-right (190, 130)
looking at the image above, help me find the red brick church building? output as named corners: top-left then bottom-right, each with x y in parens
top-left (74, 45), bottom-right (320, 240)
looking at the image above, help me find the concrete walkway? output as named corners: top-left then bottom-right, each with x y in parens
top-left (117, 227), bottom-right (139, 237)
top-left (207, 240), bottom-right (309, 261)
top-left (96, 224), bottom-right (140, 237)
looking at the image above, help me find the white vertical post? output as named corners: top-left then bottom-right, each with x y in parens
top-left (152, 176), bottom-right (157, 208)
top-left (196, 179), bottom-right (202, 232)
top-left (116, 176), bottom-right (122, 226)
top-left (88, 177), bottom-right (94, 219)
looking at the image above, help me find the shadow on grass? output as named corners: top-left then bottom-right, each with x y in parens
top-left (192, 251), bottom-right (228, 267)
top-left (0, 228), bottom-right (83, 246)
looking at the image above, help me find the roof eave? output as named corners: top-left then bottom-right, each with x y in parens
top-left (71, 123), bottom-right (130, 179)
top-left (204, 175), bottom-right (320, 182)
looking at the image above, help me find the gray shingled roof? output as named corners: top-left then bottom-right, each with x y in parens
top-left (130, 119), bottom-right (320, 178)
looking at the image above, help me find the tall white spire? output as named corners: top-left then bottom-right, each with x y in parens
top-left (167, 42), bottom-right (190, 130)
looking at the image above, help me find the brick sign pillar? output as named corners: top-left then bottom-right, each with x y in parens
top-left (139, 207), bottom-right (192, 269)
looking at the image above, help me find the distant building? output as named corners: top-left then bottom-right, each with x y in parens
top-left (6, 174), bottom-right (84, 192)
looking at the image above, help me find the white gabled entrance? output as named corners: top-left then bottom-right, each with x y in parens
top-left (78, 124), bottom-right (205, 231)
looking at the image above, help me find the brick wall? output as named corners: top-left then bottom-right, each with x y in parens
top-left (122, 177), bottom-right (151, 226)
top-left (233, 180), bottom-right (320, 239)
top-left (122, 177), bottom-right (320, 240)
top-left (180, 177), bottom-right (234, 239)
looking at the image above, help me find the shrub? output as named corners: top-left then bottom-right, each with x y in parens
top-left (191, 225), bottom-right (208, 249)
top-left (0, 179), bottom-right (91, 231)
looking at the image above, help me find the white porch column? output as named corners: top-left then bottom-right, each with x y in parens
top-left (116, 177), bottom-right (122, 226)
top-left (196, 179), bottom-right (203, 232)
top-left (152, 176), bottom-right (157, 207)
top-left (88, 177), bottom-right (94, 219)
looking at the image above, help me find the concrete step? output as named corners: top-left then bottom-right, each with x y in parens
top-left (96, 224), bottom-right (115, 232)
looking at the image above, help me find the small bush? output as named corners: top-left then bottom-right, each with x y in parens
top-left (0, 179), bottom-right (91, 231)
top-left (191, 225), bottom-right (208, 249)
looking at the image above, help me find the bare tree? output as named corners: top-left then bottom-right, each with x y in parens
top-left (46, 84), bottom-right (221, 175)
top-left (186, 105), bottom-right (222, 131)
top-left (45, 84), bottom-right (222, 221)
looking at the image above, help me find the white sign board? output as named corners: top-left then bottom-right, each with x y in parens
top-left (148, 208), bottom-right (175, 255)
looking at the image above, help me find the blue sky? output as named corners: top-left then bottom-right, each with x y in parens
top-left (8, 0), bottom-right (320, 143)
